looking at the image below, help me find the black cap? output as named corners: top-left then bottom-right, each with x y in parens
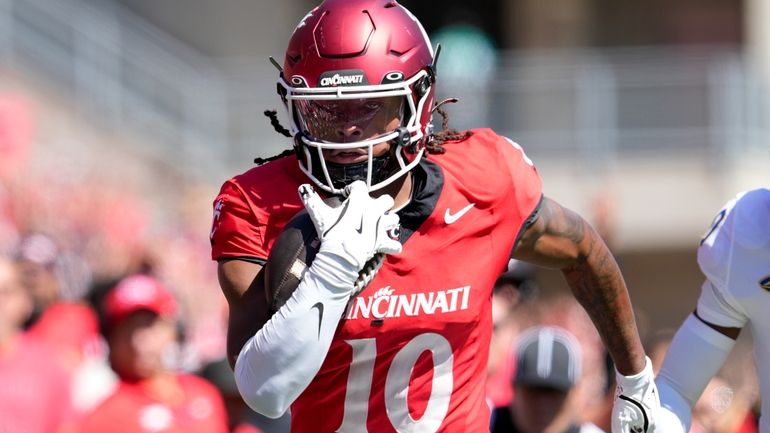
top-left (514, 326), bottom-right (581, 392)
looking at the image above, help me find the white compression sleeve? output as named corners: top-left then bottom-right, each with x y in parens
top-left (234, 253), bottom-right (357, 418)
top-left (655, 314), bottom-right (737, 433)
top-left (235, 182), bottom-right (401, 418)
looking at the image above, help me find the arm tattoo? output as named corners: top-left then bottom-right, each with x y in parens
top-left (524, 198), bottom-right (645, 374)
top-left (565, 232), bottom-right (644, 374)
top-left (541, 199), bottom-right (587, 247)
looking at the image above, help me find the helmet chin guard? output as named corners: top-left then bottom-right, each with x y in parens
top-left (276, 0), bottom-right (437, 195)
top-left (295, 125), bottom-right (419, 195)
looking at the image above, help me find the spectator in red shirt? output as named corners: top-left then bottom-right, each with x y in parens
top-left (0, 255), bottom-right (72, 433)
top-left (78, 274), bottom-right (228, 433)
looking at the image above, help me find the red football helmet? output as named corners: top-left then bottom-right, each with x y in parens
top-left (278, 0), bottom-right (437, 194)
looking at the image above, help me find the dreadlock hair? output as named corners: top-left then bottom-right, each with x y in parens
top-left (265, 110), bottom-right (292, 138)
top-left (257, 99), bottom-right (474, 166)
top-left (427, 98), bottom-right (473, 154)
top-left (254, 110), bottom-right (295, 165)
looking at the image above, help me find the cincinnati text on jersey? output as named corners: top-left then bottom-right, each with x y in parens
top-left (344, 285), bottom-right (471, 320)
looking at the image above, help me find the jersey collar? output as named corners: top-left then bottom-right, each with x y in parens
top-left (396, 158), bottom-right (443, 244)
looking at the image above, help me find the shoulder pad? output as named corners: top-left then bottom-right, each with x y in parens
top-left (697, 188), bottom-right (770, 286)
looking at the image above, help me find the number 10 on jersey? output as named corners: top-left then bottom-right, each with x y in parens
top-left (337, 333), bottom-right (454, 433)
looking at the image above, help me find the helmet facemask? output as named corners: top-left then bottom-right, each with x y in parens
top-left (280, 70), bottom-right (433, 195)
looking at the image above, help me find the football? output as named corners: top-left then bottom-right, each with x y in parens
top-left (263, 196), bottom-right (341, 313)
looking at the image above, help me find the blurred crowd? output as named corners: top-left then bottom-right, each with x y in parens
top-left (485, 260), bottom-right (761, 433)
top-left (0, 94), bottom-right (761, 433)
top-left (0, 227), bottom-right (761, 433)
top-left (0, 90), bottom-right (251, 432)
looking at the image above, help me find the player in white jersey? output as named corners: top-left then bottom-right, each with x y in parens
top-left (655, 188), bottom-right (770, 433)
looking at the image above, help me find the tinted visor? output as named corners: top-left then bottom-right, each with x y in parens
top-left (295, 96), bottom-right (405, 144)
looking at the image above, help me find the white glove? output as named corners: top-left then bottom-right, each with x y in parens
top-left (299, 181), bottom-right (402, 291)
top-left (612, 356), bottom-right (660, 433)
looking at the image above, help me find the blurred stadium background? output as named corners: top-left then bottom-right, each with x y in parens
top-left (0, 0), bottom-right (767, 430)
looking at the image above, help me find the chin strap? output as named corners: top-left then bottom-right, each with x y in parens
top-left (322, 154), bottom-right (392, 190)
top-left (302, 127), bottom-right (413, 191)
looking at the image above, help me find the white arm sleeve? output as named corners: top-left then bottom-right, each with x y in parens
top-left (234, 182), bottom-right (401, 418)
top-left (234, 253), bottom-right (357, 418)
top-left (654, 314), bottom-right (737, 433)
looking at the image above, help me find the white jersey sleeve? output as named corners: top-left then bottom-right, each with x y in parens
top-left (695, 188), bottom-right (770, 328)
top-left (695, 281), bottom-right (746, 328)
top-left (656, 188), bottom-right (770, 433)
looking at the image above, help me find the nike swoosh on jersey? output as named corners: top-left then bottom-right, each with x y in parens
top-left (444, 203), bottom-right (476, 224)
top-left (311, 302), bottom-right (324, 339)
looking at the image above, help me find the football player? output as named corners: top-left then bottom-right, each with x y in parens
top-left (655, 188), bottom-right (770, 433)
top-left (210, 1), bottom-right (658, 432)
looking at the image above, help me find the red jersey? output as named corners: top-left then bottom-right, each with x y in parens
top-left (211, 129), bottom-right (542, 433)
top-left (0, 334), bottom-right (72, 433)
top-left (78, 374), bottom-right (228, 433)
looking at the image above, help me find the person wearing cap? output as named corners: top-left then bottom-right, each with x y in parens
top-left (78, 274), bottom-right (229, 433)
top-left (491, 326), bottom-right (605, 433)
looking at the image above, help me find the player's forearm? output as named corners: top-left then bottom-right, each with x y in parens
top-left (227, 307), bottom-right (264, 368)
top-left (513, 198), bottom-right (647, 375)
top-left (218, 260), bottom-right (271, 368)
top-left (234, 259), bottom-right (354, 418)
top-left (561, 228), bottom-right (646, 375)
